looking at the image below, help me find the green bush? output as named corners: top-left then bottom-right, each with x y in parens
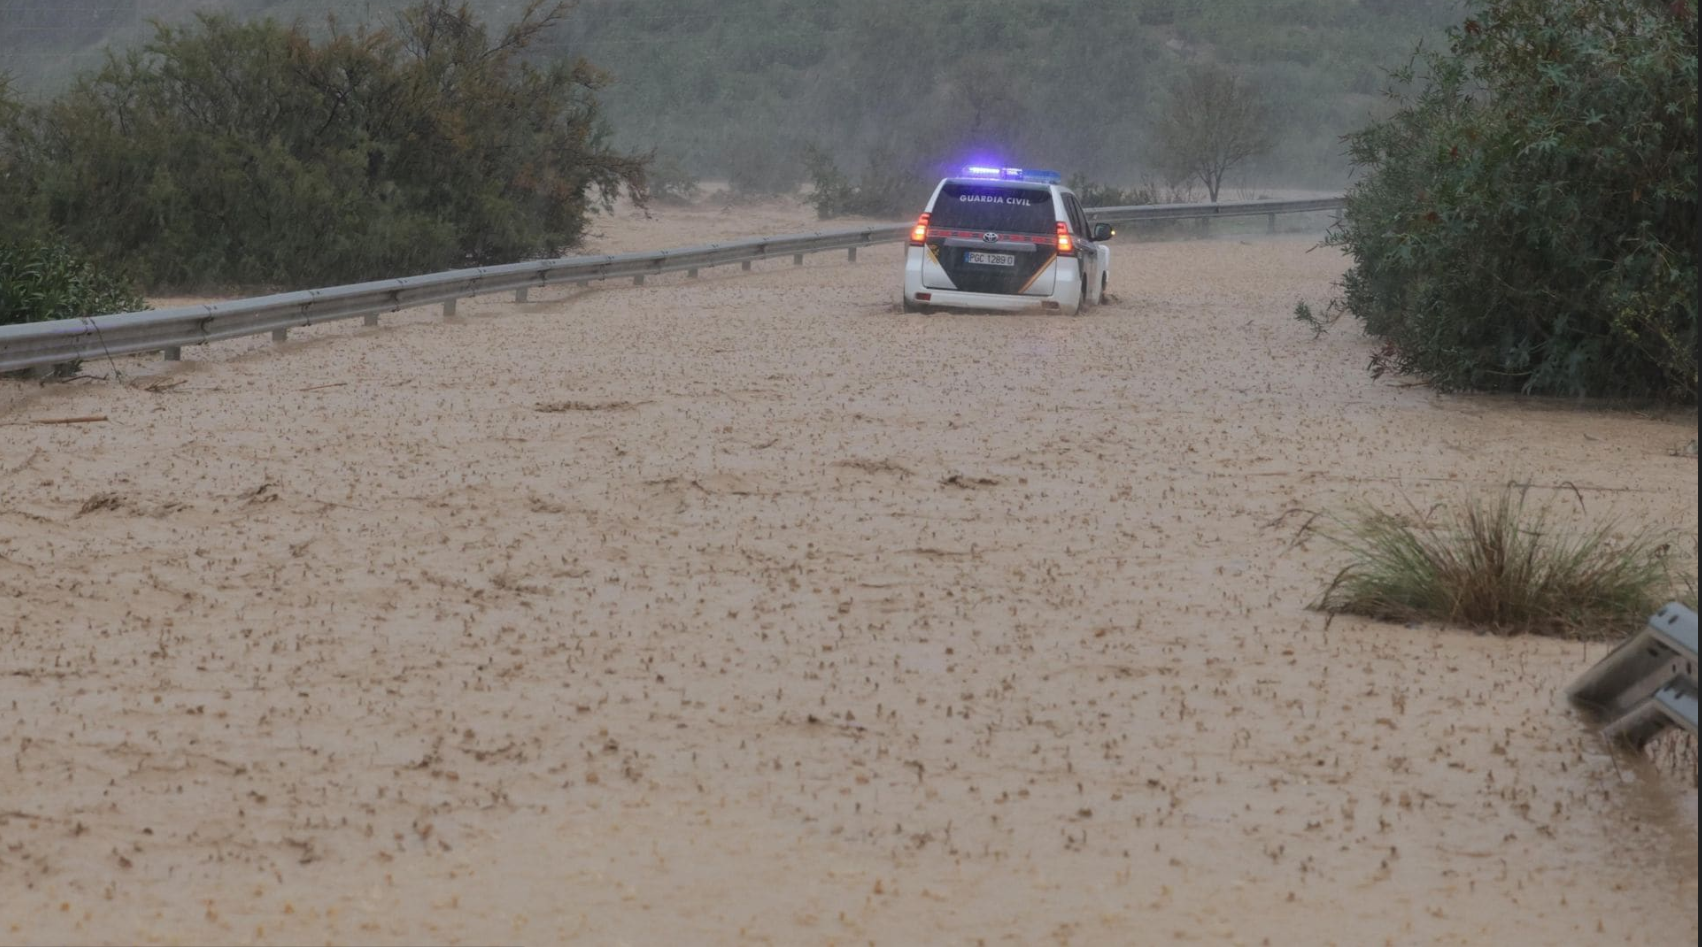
top-left (1330, 0), bottom-right (1698, 400)
top-left (646, 154), bottom-right (701, 206)
top-left (802, 145), bottom-right (929, 220)
top-left (1, 241), bottom-right (149, 375)
top-left (1064, 174), bottom-right (1154, 209)
top-left (0, 1), bottom-right (647, 291)
top-left (0, 242), bottom-right (147, 327)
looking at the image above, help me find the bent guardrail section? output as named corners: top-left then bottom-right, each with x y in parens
top-left (1568, 603), bottom-right (1699, 749)
top-left (0, 197), bottom-right (1342, 374)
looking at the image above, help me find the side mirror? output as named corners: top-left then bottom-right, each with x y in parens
top-left (1092, 223), bottom-right (1115, 242)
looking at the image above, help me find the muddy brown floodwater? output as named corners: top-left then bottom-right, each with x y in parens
top-left (1, 199), bottom-right (1697, 946)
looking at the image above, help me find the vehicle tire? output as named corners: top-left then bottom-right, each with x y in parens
top-left (1072, 266), bottom-right (1087, 315)
top-left (1100, 271), bottom-right (1108, 304)
top-left (902, 296), bottom-right (919, 313)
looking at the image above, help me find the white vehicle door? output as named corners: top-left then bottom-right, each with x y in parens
top-left (1063, 193), bottom-right (1098, 300)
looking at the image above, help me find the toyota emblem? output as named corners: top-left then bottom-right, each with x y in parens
top-left (981, 232), bottom-right (999, 243)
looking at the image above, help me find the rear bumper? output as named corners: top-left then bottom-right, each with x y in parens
top-left (902, 246), bottom-right (1083, 312)
top-left (904, 287), bottom-right (1075, 312)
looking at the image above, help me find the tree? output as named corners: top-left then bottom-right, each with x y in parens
top-left (1152, 65), bottom-right (1275, 202)
top-left (0, 74), bottom-right (21, 222)
top-left (1330, 0), bottom-right (1697, 400)
top-left (0, 1), bottom-right (648, 289)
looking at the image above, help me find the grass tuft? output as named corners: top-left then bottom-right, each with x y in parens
top-left (1314, 487), bottom-right (1681, 639)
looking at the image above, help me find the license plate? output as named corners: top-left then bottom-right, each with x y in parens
top-left (964, 251), bottom-right (1016, 267)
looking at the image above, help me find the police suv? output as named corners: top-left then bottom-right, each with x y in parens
top-left (902, 167), bottom-right (1113, 314)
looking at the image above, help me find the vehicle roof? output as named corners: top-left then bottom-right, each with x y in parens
top-left (939, 177), bottom-right (1059, 192)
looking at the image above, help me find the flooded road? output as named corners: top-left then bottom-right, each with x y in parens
top-left (2, 201), bottom-right (1696, 944)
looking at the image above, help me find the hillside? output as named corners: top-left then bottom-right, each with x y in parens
top-left (1, 0), bottom-right (1462, 188)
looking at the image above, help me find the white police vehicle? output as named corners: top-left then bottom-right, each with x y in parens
top-left (902, 166), bottom-right (1113, 314)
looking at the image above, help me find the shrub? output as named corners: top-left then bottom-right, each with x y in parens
top-left (802, 145), bottom-right (926, 220)
top-left (1313, 487), bottom-right (1680, 638)
top-left (0, 74), bottom-right (22, 215)
top-left (1330, 0), bottom-right (1698, 400)
top-left (0, 1), bottom-right (647, 290)
top-left (0, 241), bottom-right (146, 327)
top-left (1293, 300), bottom-right (1338, 339)
top-left (1064, 174), bottom-right (1154, 209)
top-left (1, 241), bottom-right (148, 376)
top-left (646, 154), bottom-right (701, 206)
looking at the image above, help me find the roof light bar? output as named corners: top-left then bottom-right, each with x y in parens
top-left (958, 166), bottom-right (1062, 184)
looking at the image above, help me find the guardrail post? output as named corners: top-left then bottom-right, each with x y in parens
top-left (577, 280), bottom-right (590, 289)
top-left (793, 253), bottom-right (805, 266)
top-left (162, 347), bottom-right (181, 362)
top-left (442, 299), bottom-right (458, 319)
top-left (847, 247), bottom-right (858, 263)
top-left (271, 328), bottom-right (288, 344)
top-left (688, 268), bottom-right (699, 279)
top-left (514, 287), bottom-right (529, 303)
top-left (1267, 213), bottom-right (1277, 234)
top-left (364, 313), bottom-right (379, 327)
top-left (741, 261), bottom-right (752, 272)
top-left (633, 275), bottom-right (646, 286)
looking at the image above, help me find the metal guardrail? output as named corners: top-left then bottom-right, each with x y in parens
top-left (0, 196), bottom-right (1343, 374)
top-left (1568, 603), bottom-right (1699, 749)
top-left (1087, 195), bottom-right (1346, 225)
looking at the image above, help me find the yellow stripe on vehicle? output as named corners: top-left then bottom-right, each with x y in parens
top-left (1018, 253), bottom-right (1058, 295)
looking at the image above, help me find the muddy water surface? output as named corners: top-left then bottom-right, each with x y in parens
top-left (1, 202), bottom-right (1696, 945)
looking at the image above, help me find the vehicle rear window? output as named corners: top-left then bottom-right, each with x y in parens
top-left (930, 183), bottom-right (1056, 234)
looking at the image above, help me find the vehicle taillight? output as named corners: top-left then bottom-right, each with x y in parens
top-left (910, 213), bottom-right (930, 246)
top-left (1055, 221), bottom-right (1075, 256)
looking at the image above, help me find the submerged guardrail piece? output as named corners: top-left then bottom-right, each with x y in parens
top-left (1568, 602), bottom-right (1699, 749)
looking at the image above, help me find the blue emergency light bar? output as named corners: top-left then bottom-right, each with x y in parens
top-left (959, 166), bottom-right (1061, 184)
